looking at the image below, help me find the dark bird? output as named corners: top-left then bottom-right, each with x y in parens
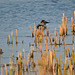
top-left (36, 20), bottom-right (49, 30)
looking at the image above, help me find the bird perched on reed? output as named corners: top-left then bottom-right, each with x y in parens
top-left (36, 20), bottom-right (49, 30)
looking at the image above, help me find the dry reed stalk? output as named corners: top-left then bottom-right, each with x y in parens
top-left (42, 67), bottom-right (45, 75)
top-left (55, 28), bottom-right (57, 36)
top-left (9, 62), bottom-right (13, 75)
top-left (16, 29), bottom-right (18, 44)
top-left (72, 34), bottom-right (74, 44)
top-left (11, 32), bottom-right (13, 44)
top-left (49, 50), bottom-right (53, 69)
top-left (16, 64), bottom-right (18, 75)
top-left (40, 43), bottom-right (42, 53)
top-left (54, 28), bottom-right (57, 44)
top-left (65, 18), bottom-right (67, 35)
top-left (45, 36), bottom-right (48, 55)
top-left (22, 49), bottom-right (25, 74)
top-left (58, 55), bottom-right (62, 75)
top-left (26, 61), bottom-right (28, 72)
top-left (45, 36), bottom-right (48, 43)
top-left (38, 65), bottom-right (41, 75)
top-left (1, 66), bottom-right (3, 75)
top-left (19, 52), bottom-right (22, 75)
top-left (45, 42), bottom-right (48, 55)
top-left (34, 29), bottom-right (37, 44)
top-left (5, 64), bottom-right (7, 75)
top-left (63, 56), bottom-right (67, 75)
top-left (59, 26), bottom-right (63, 36)
top-left (74, 53), bottom-right (75, 66)
top-left (71, 17), bottom-right (74, 32)
top-left (68, 47), bottom-right (70, 57)
top-left (30, 26), bottom-right (34, 37)
top-left (53, 59), bottom-right (55, 75)
top-left (31, 59), bottom-right (36, 68)
top-left (62, 13), bottom-right (65, 25)
top-left (12, 53), bottom-right (15, 73)
top-left (72, 43), bottom-right (74, 51)
top-left (65, 49), bottom-right (68, 57)
top-left (49, 34), bottom-right (52, 44)
top-left (8, 34), bottom-right (10, 44)
top-left (15, 72), bottom-right (17, 75)
top-left (69, 58), bottom-right (73, 75)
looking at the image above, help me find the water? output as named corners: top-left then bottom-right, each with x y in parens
top-left (0, 0), bottom-right (75, 74)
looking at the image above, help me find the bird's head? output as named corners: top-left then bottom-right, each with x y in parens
top-left (40, 20), bottom-right (49, 25)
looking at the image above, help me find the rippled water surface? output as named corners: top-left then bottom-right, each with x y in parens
top-left (0, 0), bottom-right (75, 74)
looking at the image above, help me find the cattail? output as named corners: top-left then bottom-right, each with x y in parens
top-left (30, 26), bottom-right (34, 37)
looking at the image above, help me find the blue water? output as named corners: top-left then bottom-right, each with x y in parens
top-left (0, 0), bottom-right (75, 74)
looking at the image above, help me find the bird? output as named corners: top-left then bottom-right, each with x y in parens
top-left (36, 20), bottom-right (49, 30)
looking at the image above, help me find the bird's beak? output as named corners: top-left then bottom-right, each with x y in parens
top-left (45, 21), bottom-right (49, 23)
